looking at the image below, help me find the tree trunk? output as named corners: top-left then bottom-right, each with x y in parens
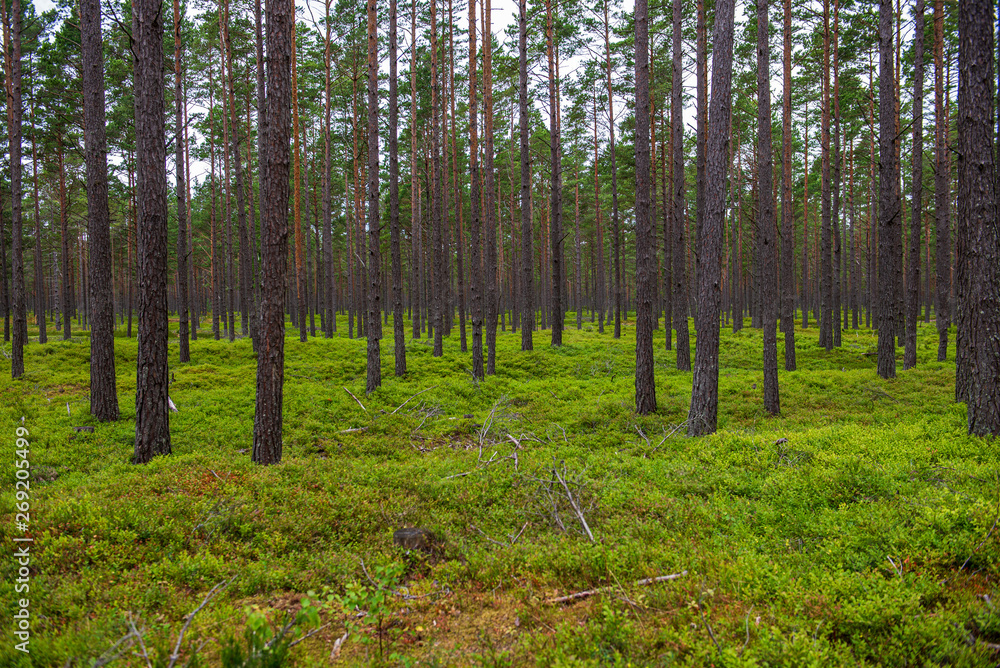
top-left (133, 0), bottom-right (171, 461)
top-left (3, 0), bottom-right (25, 378)
top-left (958, 0), bottom-right (998, 433)
top-left (688, 0), bottom-right (735, 436)
top-left (781, 0), bottom-right (796, 370)
top-left (758, 0), bottom-right (779, 415)
top-left (519, 0), bottom-right (533, 351)
top-left (431, 0), bottom-right (444, 357)
top-left (547, 0), bottom-right (563, 346)
top-left (81, 0), bottom-right (119, 420)
top-left (389, 0), bottom-right (404, 372)
top-left (448, 0), bottom-right (466, 353)
top-left (819, 0), bottom-right (833, 351)
top-left (604, 0), bottom-right (621, 338)
top-left (253, 0), bottom-right (292, 465)
top-left (366, 0), bottom-right (382, 393)
top-left (174, 0), bottom-right (189, 362)
top-left (484, 0), bottom-right (499, 372)
top-left (877, 0), bottom-right (901, 379)
top-left (58, 140), bottom-right (70, 341)
top-left (634, 0), bottom-right (655, 414)
top-left (29, 87), bottom-right (45, 344)
top-left (832, 0), bottom-right (842, 348)
top-left (934, 0), bottom-right (949, 362)
top-left (468, 0), bottom-right (484, 379)
top-left (672, 0), bottom-right (690, 371)
top-left (905, 0), bottom-right (925, 370)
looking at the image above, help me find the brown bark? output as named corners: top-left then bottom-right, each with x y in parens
top-left (389, 0), bottom-right (403, 371)
top-left (174, 0), bottom-right (189, 362)
top-left (468, 0), bottom-right (484, 379)
top-left (431, 0), bottom-right (444, 357)
top-left (905, 0), bottom-right (925, 370)
top-left (877, 0), bottom-right (901, 379)
top-left (934, 0), bottom-right (949, 361)
top-left (820, 0), bottom-right (833, 350)
top-left (519, 0), bottom-right (533, 351)
top-left (366, 0), bottom-right (382, 393)
top-left (781, 0), bottom-right (796, 369)
top-left (758, 0), bottom-right (779, 415)
top-left (547, 0), bottom-right (562, 346)
top-left (81, 0), bottom-right (118, 420)
top-left (672, 0), bottom-right (690, 371)
top-left (253, 0), bottom-right (292, 465)
top-left (484, 0), bottom-right (498, 372)
top-left (3, 0), bottom-right (25, 378)
top-left (133, 0), bottom-right (171, 461)
top-left (603, 0), bottom-right (621, 338)
top-left (634, 0), bottom-right (655, 414)
top-left (688, 0), bottom-right (735, 436)
top-left (958, 0), bottom-right (998, 433)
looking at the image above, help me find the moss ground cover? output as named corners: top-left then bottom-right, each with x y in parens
top-left (1, 314), bottom-right (998, 666)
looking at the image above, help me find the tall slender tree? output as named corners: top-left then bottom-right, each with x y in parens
top-left (758, 0), bottom-right (779, 415)
top-left (905, 0), bottom-right (925, 370)
top-left (366, 0), bottom-right (382, 393)
top-left (133, 0), bottom-right (171, 462)
top-left (389, 0), bottom-right (404, 373)
top-left (3, 0), bottom-right (26, 379)
top-left (468, 0), bottom-right (484, 379)
top-left (958, 0), bottom-right (998, 434)
top-left (519, 0), bottom-right (533, 351)
top-left (876, 0), bottom-right (901, 379)
top-left (671, 0), bottom-right (690, 371)
top-left (484, 0), bottom-right (499, 373)
top-left (688, 0), bottom-right (735, 436)
top-left (933, 0), bottom-right (949, 362)
top-left (253, 0), bottom-right (292, 465)
top-left (81, 0), bottom-right (119, 421)
top-left (634, 0), bottom-right (655, 414)
top-left (547, 0), bottom-right (563, 346)
top-left (781, 0), bottom-right (796, 370)
top-left (174, 0), bottom-right (189, 363)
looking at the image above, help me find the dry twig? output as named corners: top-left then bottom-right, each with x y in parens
top-left (545, 571), bottom-right (687, 604)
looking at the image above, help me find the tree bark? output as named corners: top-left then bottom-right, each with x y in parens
top-left (3, 0), bottom-right (25, 378)
top-left (253, 0), bottom-right (292, 465)
top-left (133, 0), bottom-right (171, 461)
top-left (780, 0), bottom-right (796, 370)
top-left (819, 0), bottom-right (833, 351)
top-left (634, 0), bottom-right (655, 414)
top-left (484, 0), bottom-right (498, 372)
top-left (958, 0), bottom-right (998, 433)
top-left (173, 0), bottom-right (189, 362)
top-left (905, 0), bottom-right (925, 370)
top-left (519, 0), bottom-right (533, 351)
top-left (468, 0), bottom-right (484, 379)
top-left (431, 0), bottom-right (444, 357)
top-left (603, 0), bottom-right (621, 338)
top-left (688, 0), bottom-right (734, 436)
top-left (81, 0), bottom-right (119, 420)
top-left (758, 0), bottom-right (779, 415)
top-left (933, 0), bottom-right (949, 362)
top-left (672, 0), bottom-right (690, 371)
top-left (389, 0), bottom-right (404, 372)
top-left (877, 0), bottom-right (901, 379)
top-left (366, 0), bottom-right (382, 393)
top-left (547, 0), bottom-right (563, 346)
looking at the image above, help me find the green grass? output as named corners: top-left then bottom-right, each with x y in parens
top-left (1, 312), bottom-right (998, 666)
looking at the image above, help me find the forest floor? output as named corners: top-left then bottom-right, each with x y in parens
top-left (1, 313), bottom-right (999, 666)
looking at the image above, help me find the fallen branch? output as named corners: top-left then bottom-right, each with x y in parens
top-left (546, 571), bottom-right (687, 604)
top-left (553, 465), bottom-right (595, 542)
top-left (343, 387), bottom-right (368, 413)
top-left (390, 385), bottom-right (439, 415)
top-left (167, 575), bottom-right (237, 668)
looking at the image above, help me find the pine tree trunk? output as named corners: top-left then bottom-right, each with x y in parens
top-left (133, 0), bottom-right (171, 461)
top-left (672, 0), bottom-right (690, 371)
top-left (484, 0), bottom-right (499, 372)
top-left (410, 3), bottom-right (420, 341)
top-left (448, 0), bottom-right (466, 353)
top-left (174, 0), bottom-right (189, 362)
top-left (758, 0), bottom-right (779, 415)
top-left (547, 0), bottom-right (563, 346)
top-left (519, 0), bottom-right (533, 351)
top-left (781, 0), bottom-right (796, 369)
top-left (958, 0), bottom-right (998, 432)
top-left (634, 0), bottom-right (656, 414)
top-left (58, 140), bottom-right (71, 341)
top-left (604, 0), bottom-right (621, 338)
top-left (468, 0), bottom-right (484, 379)
top-left (29, 91), bottom-right (45, 344)
top-left (905, 0), bottom-right (925, 370)
top-left (819, 0), bottom-right (833, 351)
top-left (253, 0), bottom-right (292, 465)
top-left (832, 0), bottom-right (842, 348)
top-left (365, 0), bottom-right (382, 392)
top-left (80, 0), bottom-right (118, 419)
top-left (877, 0), bottom-right (901, 379)
top-left (389, 0), bottom-right (403, 371)
top-left (934, 0), bottom-right (949, 362)
top-left (688, 0), bottom-right (735, 436)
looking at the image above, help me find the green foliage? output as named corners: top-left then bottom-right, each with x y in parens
top-left (0, 314), bottom-right (998, 666)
